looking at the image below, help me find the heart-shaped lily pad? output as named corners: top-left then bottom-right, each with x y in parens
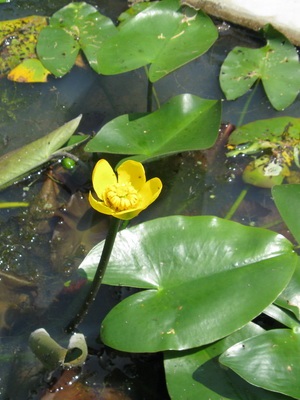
top-left (220, 26), bottom-right (300, 110)
top-left (37, 2), bottom-right (117, 76)
top-left (80, 215), bottom-right (296, 352)
top-left (97, 0), bottom-right (218, 82)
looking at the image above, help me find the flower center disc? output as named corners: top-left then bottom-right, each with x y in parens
top-left (103, 182), bottom-right (140, 211)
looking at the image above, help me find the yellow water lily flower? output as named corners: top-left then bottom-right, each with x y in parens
top-left (89, 159), bottom-right (162, 220)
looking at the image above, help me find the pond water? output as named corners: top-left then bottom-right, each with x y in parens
top-left (0, 1), bottom-right (299, 399)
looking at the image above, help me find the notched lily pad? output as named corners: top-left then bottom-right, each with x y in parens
top-left (97, 0), bottom-right (218, 82)
top-left (80, 215), bottom-right (296, 352)
top-left (37, 2), bottom-right (117, 77)
top-left (220, 25), bottom-right (300, 110)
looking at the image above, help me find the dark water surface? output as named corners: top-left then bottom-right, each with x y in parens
top-left (0, 1), bottom-right (299, 399)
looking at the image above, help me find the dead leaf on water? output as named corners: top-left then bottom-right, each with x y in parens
top-left (0, 15), bottom-right (47, 77)
top-left (8, 58), bottom-right (50, 82)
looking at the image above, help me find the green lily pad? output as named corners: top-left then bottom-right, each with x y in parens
top-left (164, 323), bottom-right (291, 400)
top-left (85, 94), bottom-right (221, 162)
top-left (264, 302), bottom-right (300, 330)
top-left (220, 329), bottom-right (300, 399)
top-left (272, 184), bottom-right (300, 245)
top-left (79, 215), bottom-right (296, 352)
top-left (0, 115), bottom-right (82, 190)
top-left (97, 0), bottom-right (218, 82)
top-left (118, 2), bottom-right (152, 25)
top-left (275, 257), bottom-right (300, 320)
top-left (272, 185), bottom-right (300, 318)
top-left (227, 117), bottom-right (300, 147)
top-left (220, 26), bottom-right (300, 110)
top-left (37, 2), bottom-right (117, 76)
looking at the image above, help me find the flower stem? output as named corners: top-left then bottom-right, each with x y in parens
top-left (236, 80), bottom-right (259, 127)
top-left (144, 66), bottom-right (160, 112)
top-left (65, 217), bottom-right (122, 333)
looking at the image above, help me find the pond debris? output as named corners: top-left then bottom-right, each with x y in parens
top-left (226, 117), bottom-right (300, 188)
top-left (29, 328), bottom-right (88, 370)
top-left (0, 270), bottom-right (37, 333)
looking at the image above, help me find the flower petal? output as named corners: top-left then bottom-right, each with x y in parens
top-left (92, 159), bottom-right (117, 199)
top-left (113, 209), bottom-right (141, 220)
top-left (138, 178), bottom-right (163, 209)
top-left (89, 192), bottom-right (114, 216)
top-left (117, 160), bottom-right (146, 190)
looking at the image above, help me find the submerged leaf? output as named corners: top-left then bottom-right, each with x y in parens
top-left (220, 26), bottom-right (300, 110)
top-left (85, 94), bottom-right (221, 162)
top-left (80, 215), bottom-right (296, 352)
top-left (0, 115), bottom-right (82, 190)
top-left (98, 0), bottom-right (218, 82)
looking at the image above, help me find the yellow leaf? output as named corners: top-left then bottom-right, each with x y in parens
top-left (8, 59), bottom-right (50, 82)
top-left (0, 15), bottom-right (47, 76)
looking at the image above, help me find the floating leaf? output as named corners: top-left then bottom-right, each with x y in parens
top-left (37, 2), bottom-right (117, 76)
top-left (79, 215), bottom-right (296, 352)
top-left (0, 15), bottom-right (47, 76)
top-left (0, 115), bottom-right (82, 189)
top-left (118, 1), bottom-right (152, 25)
top-left (8, 58), bottom-right (50, 82)
top-left (85, 94), bottom-right (221, 162)
top-left (227, 117), bottom-right (300, 147)
top-left (264, 302), bottom-right (300, 330)
top-left (97, 0), bottom-right (218, 82)
top-left (272, 185), bottom-right (300, 318)
top-left (220, 329), bottom-right (300, 399)
top-left (272, 184), bottom-right (300, 245)
top-left (220, 26), bottom-right (300, 110)
top-left (164, 323), bottom-right (290, 400)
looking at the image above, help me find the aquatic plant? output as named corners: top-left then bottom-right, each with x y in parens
top-left (1, 0), bottom-right (300, 399)
top-left (89, 159), bottom-right (162, 220)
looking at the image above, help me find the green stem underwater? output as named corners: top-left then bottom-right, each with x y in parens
top-left (144, 66), bottom-right (160, 112)
top-left (224, 186), bottom-right (249, 220)
top-left (65, 217), bottom-right (122, 333)
top-left (237, 80), bottom-right (260, 127)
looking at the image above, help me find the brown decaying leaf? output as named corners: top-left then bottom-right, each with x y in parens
top-left (0, 271), bottom-right (36, 332)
